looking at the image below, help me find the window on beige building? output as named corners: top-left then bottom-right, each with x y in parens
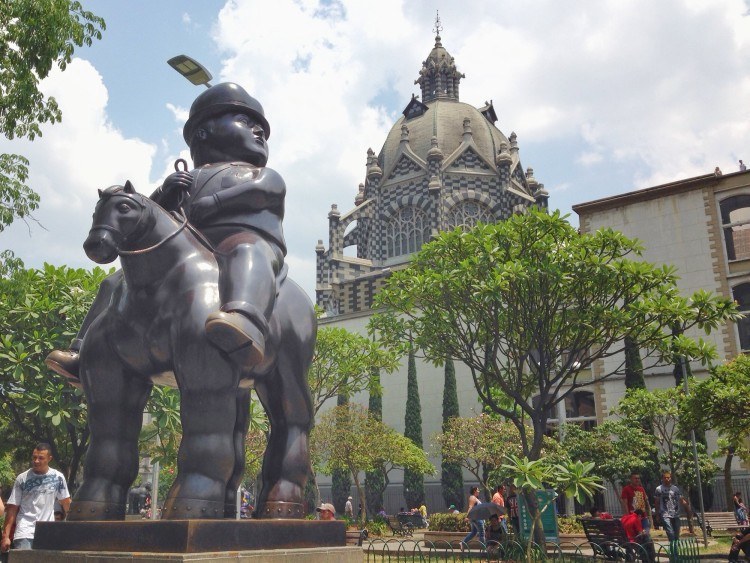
top-left (720, 195), bottom-right (750, 261)
top-left (731, 282), bottom-right (750, 350)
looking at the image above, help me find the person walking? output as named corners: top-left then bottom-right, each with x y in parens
top-left (344, 496), bottom-right (353, 519)
top-left (621, 472), bottom-right (653, 527)
top-left (654, 471), bottom-right (693, 541)
top-left (1, 443), bottom-right (71, 552)
top-left (462, 486), bottom-right (485, 546)
top-left (491, 484), bottom-right (508, 532)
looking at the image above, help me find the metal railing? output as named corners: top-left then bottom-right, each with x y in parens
top-left (362, 537), bottom-right (700, 563)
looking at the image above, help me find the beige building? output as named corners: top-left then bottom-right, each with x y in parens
top-left (573, 168), bottom-right (750, 506)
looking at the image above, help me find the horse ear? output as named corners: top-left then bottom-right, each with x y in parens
top-left (124, 180), bottom-right (135, 194)
top-left (98, 189), bottom-right (103, 197)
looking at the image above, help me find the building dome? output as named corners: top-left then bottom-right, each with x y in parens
top-left (378, 100), bottom-right (510, 176)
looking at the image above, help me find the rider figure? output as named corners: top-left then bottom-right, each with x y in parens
top-left (47, 83), bottom-right (284, 377)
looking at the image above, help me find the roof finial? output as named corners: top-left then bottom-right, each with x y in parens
top-left (433, 10), bottom-right (442, 45)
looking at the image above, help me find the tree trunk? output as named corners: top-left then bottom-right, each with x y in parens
top-left (353, 472), bottom-right (366, 527)
top-left (724, 451), bottom-right (734, 511)
top-left (522, 488), bottom-right (547, 550)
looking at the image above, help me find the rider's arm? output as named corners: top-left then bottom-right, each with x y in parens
top-left (212, 168), bottom-right (286, 212)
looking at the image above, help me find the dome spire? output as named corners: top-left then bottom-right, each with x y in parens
top-left (433, 10), bottom-right (443, 44)
top-left (415, 13), bottom-right (465, 103)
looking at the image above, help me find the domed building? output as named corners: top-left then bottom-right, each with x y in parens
top-left (316, 29), bottom-right (549, 315)
top-left (313, 26), bottom-right (554, 513)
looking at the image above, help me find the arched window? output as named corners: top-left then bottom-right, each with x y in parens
top-left (447, 200), bottom-right (494, 230)
top-left (720, 195), bottom-right (750, 260)
top-left (732, 283), bottom-right (750, 350)
top-left (385, 206), bottom-right (430, 258)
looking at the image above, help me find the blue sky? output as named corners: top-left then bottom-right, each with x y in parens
top-left (2, 0), bottom-right (750, 299)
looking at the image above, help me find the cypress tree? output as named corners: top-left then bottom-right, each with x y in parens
top-left (403, 349), bottom-right (425, 509)
top-left (441, 358), bottom-right (464, 510)
top-left (331, 393), bottom-right (351, 515)
top-left (624, 335), bottom-right (646, 389)
top-left (365, 367), bottom-right (386, 516)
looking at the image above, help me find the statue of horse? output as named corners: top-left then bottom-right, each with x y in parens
top-left (68, 181), bottom-right (315, 521)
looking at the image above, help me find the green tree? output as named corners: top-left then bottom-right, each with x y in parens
top-left (558, 420), bottom-right (658, 490)
top-left (497, 454), bottom-right (603, 555)
top-left (308, 327), bottom-right (398, 415)
top-left (331, 393), bottom-right (352, 514)
top-left (616, 387), bottom-right (718, 496)
top-left (307, 327), bottom-right (396, 514)
top-left (683, 355), bottom-right (750, 508)
top-left (371, 210), bottom-right (738, 463)
top-left (624, 336), bottom-right (645, 389)
top-left (365, 367), bottom-right (386, 516)
top-left (0, 263), bottom-right (111, 487)
top-left (441, 358), bottom-right (464, 511)
top-left (311, 403), bottom-right (434, 525)
top-left (437, 414), bottom-right (562, 497)
top-left (0, 0), bottom-right (105, 231)
top-left (403, 349), bottom-right (424, 509)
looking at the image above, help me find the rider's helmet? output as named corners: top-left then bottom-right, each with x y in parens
top-left (183, 82), bottom-right (270, 145)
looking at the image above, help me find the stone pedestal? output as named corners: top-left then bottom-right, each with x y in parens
top-left (9, 546), bottom-right (362, 562)
top-left (31, 519), bottom-right (345, 553)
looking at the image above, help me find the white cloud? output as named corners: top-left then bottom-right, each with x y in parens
top-left (4, 0), bottom-right (750, 300)
top-left (1, 59), bottom-right (157, 268)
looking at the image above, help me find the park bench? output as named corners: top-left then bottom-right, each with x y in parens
top-left (345, 528), bottom-right (368, 546)
top-left (690, 511), bottom-right (742, 536)
top-left (581, 517), bottom-right (651, 561)
top-left (387, 514), bottom-right (414, 537)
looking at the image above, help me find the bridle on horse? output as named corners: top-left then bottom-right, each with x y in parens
top-left (91, 190), bottom-right (189, 256)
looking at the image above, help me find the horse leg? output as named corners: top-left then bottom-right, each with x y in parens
top-left (254, 281), bottom-right (315, 519)
top-left (162, 377), bottom-right (239, 519)
top-left (68, 330), bottom-right (152, 521)
top-left (223, 387), bottom-right (251, 518)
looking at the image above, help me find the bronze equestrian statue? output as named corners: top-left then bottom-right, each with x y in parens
top-left (46, 83), bottom-right (316, 520)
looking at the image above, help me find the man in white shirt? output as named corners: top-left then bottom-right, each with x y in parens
top-left (1, 443), bottom-right (71, 551)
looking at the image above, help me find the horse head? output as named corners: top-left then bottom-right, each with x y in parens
top-left (84, 180), bottom-right (158, 263)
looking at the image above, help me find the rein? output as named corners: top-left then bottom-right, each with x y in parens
top-left (118, 212), bottom-right (189, 256)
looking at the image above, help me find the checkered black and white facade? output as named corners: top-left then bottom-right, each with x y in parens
top-left (316, 34), bottom-right (550, 316)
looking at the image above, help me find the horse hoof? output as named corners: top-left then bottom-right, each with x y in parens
top-left (256, 501), bottom-right (304, 519)
top-left (46, 349), bottom-right (82, 386)
top-left (162, 499), bottom-right (224, 519)
top-left (205, 311), bottom-right (265, 366)
top-left (68, 500), bottom-right (126, 521)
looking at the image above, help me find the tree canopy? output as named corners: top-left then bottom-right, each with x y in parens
top-left (436, 413), bottom-right (562, 496)
top-left (558, 419), bottom-right (659, 489)
top-left (0, 0), bottom-right (105, 231)
top-left (308, 326), bottom-right (398, 415)
top-left (0, 262), bottom-right (111, 486)
top-left (371, 210), bottom-right (739, 461)
top-left (311, 403), bottom-right (434, 524)
top-left (616, 387), bottom-right (718, 492)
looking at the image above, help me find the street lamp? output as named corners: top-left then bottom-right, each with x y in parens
top-left (167, 55), bottom-right (213, 88)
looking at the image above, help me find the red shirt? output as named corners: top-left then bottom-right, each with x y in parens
top-left (621, 512), bottom-right (643, 542)
top-left (621, 484), bottom-right (648, 513)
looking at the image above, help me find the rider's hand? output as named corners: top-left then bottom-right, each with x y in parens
top-left (1, 536), bottom-right (11, 552)
top-left (189, 196), bottom-right (218, 225)
top-left (155, 171), bottom-right (193, 204)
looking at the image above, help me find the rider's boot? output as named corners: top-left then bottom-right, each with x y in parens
top-left (45, 338), bottom-right (83, 388)
top-left (205, 308), bottom-right (266, 368)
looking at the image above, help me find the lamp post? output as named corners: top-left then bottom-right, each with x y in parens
top-left (681, 356), bottom-right (708, 547)
top-left (167, 55), bottom-right (213, 88)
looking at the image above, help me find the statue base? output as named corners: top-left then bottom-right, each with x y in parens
top-left (9, 546), bottom-right (362, 562)
top-left (31, 519), bottom-right (346, 553)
